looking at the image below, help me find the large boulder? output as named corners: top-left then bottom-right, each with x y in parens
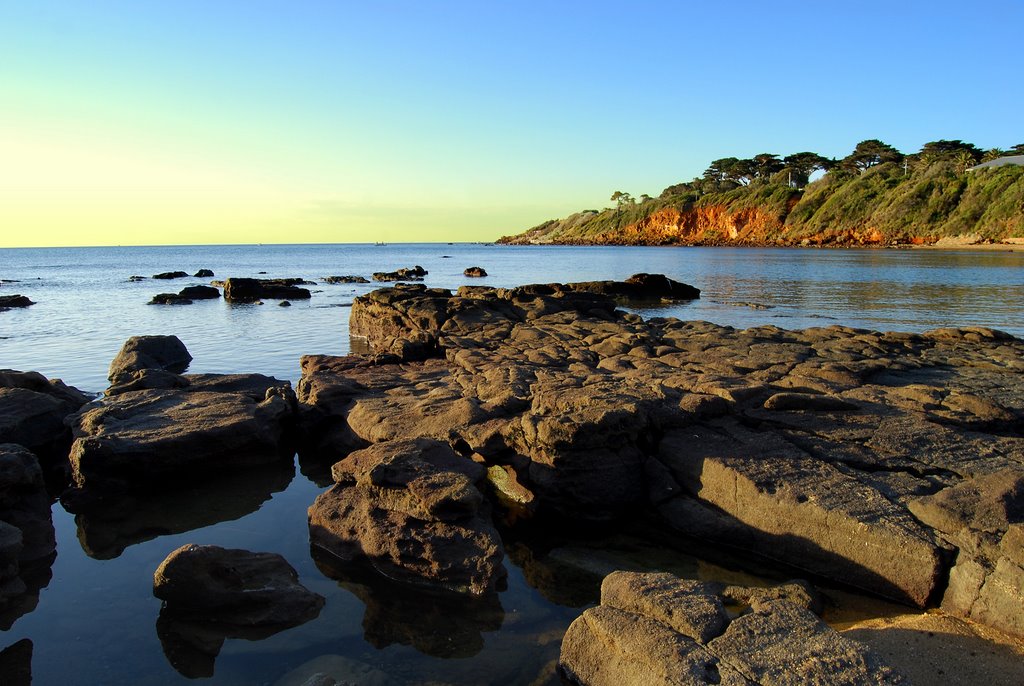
top-left (308, 438), bottom-right (504, 595)
top-left (372, 265), bottom-right (427, 282)
top-left (154, 544), bottom-right (324, 626)
top-left (107, 335), bottom-right (193, 385)
top-left (154, 544), bottom-right (323, 678)
top-left (560, 571), bottom-right (905, 686)
top-left (567, 273), bottom-right (701, 301)
top-left (66, 384), bottom-right (294, 497)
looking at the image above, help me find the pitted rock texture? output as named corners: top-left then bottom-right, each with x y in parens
top-left (559, 571), bottom-right (905, 686)
top-left (299, 279), bottom-right (1024, 629)
top-left (308, 438), bottom-right (504, 595)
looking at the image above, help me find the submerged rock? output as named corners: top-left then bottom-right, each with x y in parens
top-left (323, 275), bottom-right (369, 284)
top-left (560, 571), bottom-right (905, 686)
top-left (308, 438), bottom-right (505, 595)
top-left (153, 271), bottom-right (188, 280)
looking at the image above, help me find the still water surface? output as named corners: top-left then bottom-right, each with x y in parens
top-left (1, 244), bottom-right (1022, 684)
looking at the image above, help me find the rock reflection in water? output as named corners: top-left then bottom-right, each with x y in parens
top-left (312, 547), bottom-right (504, 659)
top-left (156, 609), bottom-right (314, 679)
top-left (69, 461), bottom-right (295, 559)
top-left (0, 638), bottom-right (32, 686)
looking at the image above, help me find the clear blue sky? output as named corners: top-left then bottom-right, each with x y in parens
top-left (1, 0), bottom-right (1021, 245)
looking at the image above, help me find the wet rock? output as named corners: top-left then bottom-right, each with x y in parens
top-left (193, 269), bottom-right (214, 278)
top-left (149, 293), bottom-right (193, 305)
top-left (308, 438), bottom-right (505, 595)
top-left (323, 275), bottom-right (369, 284)
top-left (0, 296), bottom-right (33, 310)
top-left (372, 265), bottom-right (427, 282)
top-left (127, 275), bottom-right (146, 282)
top-left (223, 277), bottom-right (312, 302)
top-left (464, 266), bottom-right (488, 277)
top-left (560, 571), bottom-right (904, 686)
top-left (178, 285), bottom-right (220, 299)
top-left (279, 300), bottom-right (291, 307)
top-left (0, 370), bottom-right (91, 469)
top-left (154, 544), bottom-right (324, 626)
top-left (107, 335), bottom-right (193, 385)
top-left (153, 271), bottom-right (188, 279)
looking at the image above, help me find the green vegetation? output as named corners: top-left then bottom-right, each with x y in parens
top-left (500, 139), bottom-right (1024, 245)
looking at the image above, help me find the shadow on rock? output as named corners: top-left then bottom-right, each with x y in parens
top-left (312, 547), bottom-right (505, 658)
top-left (67, 460), bottom-right (294, 559)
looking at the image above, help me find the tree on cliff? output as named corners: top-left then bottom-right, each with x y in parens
top-left (841, 139), bottom-right (903, 173)
top-left (752, 153), bottom-right (784, 180)
top-left (1008, 143), bottom-right (1024, 155)
top-left (783, 152), bottom-right (832, 187)
top-left (918, 139), bottom-right (981, 160)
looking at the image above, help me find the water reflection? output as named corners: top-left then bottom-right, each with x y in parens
top-left (0, 638), bottom-right (32, 686)
top-left (156, 607), bottom-right (319, 679)
top-left (68, 461), bottom-right (295, 559)
top-left (0, 552), bottom-right (54, 632)
top-left (312, 548), bottom-right (505, 659)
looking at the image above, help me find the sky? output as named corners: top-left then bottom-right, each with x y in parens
top-left (1, 1), bottom-right (1022, 247)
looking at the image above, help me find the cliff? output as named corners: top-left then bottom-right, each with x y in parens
top-left (500, 160), bottom-right (1024, 247)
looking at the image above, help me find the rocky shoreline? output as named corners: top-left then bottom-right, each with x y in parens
top-left (1, 273), bottom-right (1023, 683)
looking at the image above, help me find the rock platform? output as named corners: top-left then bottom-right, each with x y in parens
top-left (298, 276), bottom-right (1024, 632)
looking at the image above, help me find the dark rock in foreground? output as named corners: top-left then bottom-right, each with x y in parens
top-left (560, 571), bottom-right (905, 686)
top-left (0, 370), bottom-right (91, 469)
top-left (154, 543), bottom-right (324, 625)
top-left (67, 338), bottom-right (296, 501)
top-left (154, 544), bottom-right (323, 679)
top-left (0, 296), bottom-right (33, 310)
top-left (308, 438), bottom-right (505, 595)
top-left (223, 277), bottom-right (312, 302)
top-left (567, 272), bottom-right (700, 301)
top-left (372, 265), bottom-right (427, 282)
top-left (0, 444), bottom-right (56, 631)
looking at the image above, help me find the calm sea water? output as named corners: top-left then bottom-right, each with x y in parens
top-left (1, 243), bottom-right (1022, 684)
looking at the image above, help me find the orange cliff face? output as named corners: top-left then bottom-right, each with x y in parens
top-left (592, 206), bottom-right (903, 247)
top-left (594, 205), bottom-right (788, 246)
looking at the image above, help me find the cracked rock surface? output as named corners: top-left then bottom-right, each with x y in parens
top-left (298, 278), bottom-right (1024, 632)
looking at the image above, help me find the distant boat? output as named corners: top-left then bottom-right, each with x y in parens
top-left (375, 241), bottom-right (387, 246)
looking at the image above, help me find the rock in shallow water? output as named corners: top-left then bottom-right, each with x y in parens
top-left (308, 438), bottom-right (505, 595)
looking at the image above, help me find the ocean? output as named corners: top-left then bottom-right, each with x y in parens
top-left (1, 243), bottom-right (1023, 684)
